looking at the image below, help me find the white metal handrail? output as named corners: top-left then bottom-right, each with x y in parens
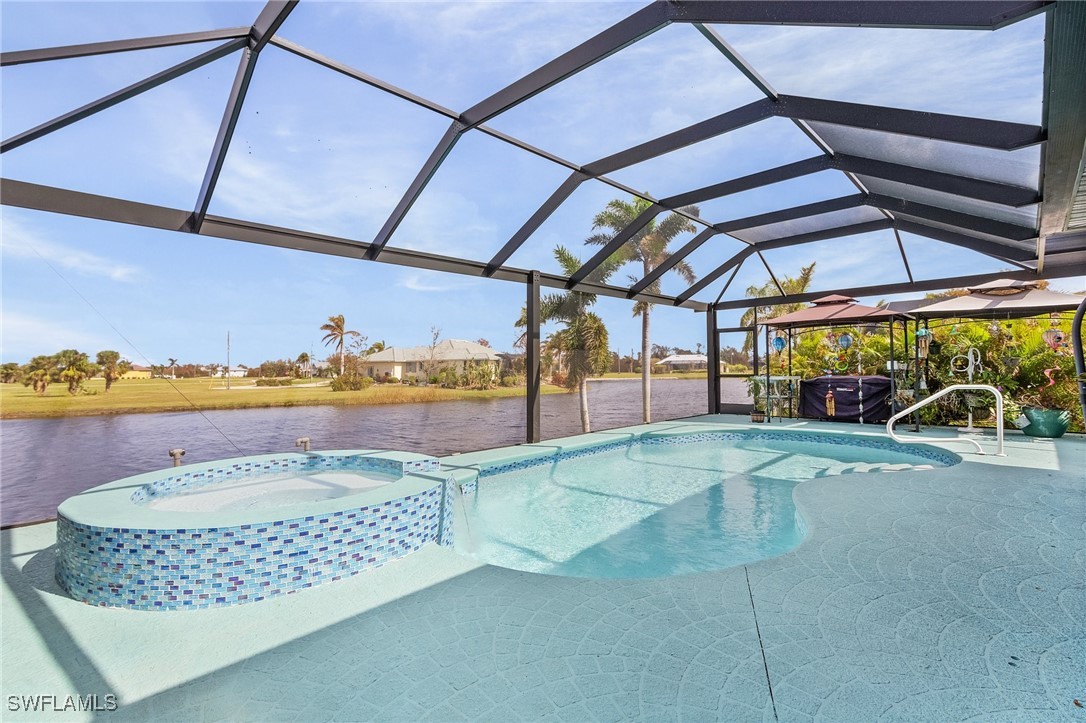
top-left (886, 383), bottom-right (1005, 456)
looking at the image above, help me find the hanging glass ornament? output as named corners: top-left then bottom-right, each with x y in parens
top-left (772, 331), bottom-right (786, 353)
top-left (837, 333), bottom-right (853, 351)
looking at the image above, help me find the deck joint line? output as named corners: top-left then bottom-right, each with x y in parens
top-left (745, 565), bottom-right (778, 721)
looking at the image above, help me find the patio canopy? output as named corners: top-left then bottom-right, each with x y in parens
top-left (764, 295), bottom-right (908, 330)
top-left (882, 278), bottom-right (1086, 319)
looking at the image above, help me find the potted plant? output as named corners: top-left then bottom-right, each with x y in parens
top-left (747, 377), bottom-right (766, 423)
top-left (1012, 351), bottom-right (1075, 438)
top-left (1016, 391), bottom-right (1071, 438)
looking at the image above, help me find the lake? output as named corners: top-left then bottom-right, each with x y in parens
top-left (0, 377), bottom-right (749, 525)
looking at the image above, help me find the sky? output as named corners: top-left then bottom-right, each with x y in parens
top-left (0, 1), bottom-right (1051, 368)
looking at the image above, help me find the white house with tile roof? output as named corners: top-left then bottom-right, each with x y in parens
top-left (363, 339), bottom-right (501, 381)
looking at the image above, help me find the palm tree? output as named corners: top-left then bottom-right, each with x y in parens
top-left (585, 196), bottom-right (699, 423)
top-left (321, 315), bottom-right (360, 376)
top-left (96, 350), bottom-right (128, 392)
top-left (739, 263), bottom-right (817, 352)
top-left (364, 341), bottom-right (385, 355)
top-left (517, 246), bottom-right (624, 432)
top-left (167, 358), bottom-right (178, 379)
top-left (56, 349), bottom-right (95, 395)
top-left (296, 352), bottom-right (311, 378)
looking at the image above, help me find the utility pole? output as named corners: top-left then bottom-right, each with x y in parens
top-left (226, 331), bottom-right (231, 391)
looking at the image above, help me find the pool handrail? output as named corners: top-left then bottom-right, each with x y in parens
top-left (886, 383), bottom-right (1005, 456)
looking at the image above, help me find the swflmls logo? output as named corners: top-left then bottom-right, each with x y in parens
top-left (7, 694), bottom-right (118, 712)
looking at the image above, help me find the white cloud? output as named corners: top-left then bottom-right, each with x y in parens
top-left (0, 311), bottom-right (115, 360)
top-left (397, 270), bottom-right (482, 293)
top-left (1, 216), bottom-right (141, 282)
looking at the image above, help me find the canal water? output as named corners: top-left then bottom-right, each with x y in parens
top-left (0, 378), bottom-right (749, 525)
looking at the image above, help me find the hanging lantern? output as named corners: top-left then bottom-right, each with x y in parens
top-left (772, 331), bottom-right (787, 353)
top-left (837, 332), bottom-right (853, 351)
top-left (916, 328), bottom-right (932, 360)
top-left (1042, 327), bottom-right (1065, 351)
top-left (988, 321), bottom-right (1001, 336)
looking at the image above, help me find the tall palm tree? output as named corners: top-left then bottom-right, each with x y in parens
top-left (296, 352), bottom-right (311, 378)
top-left (739, 262), bottom-right (817, 352)
top-left (321, 315), bottom-right (360, 377)
top-left (585, 196), bottom-right (699, 423)
top-left (517, 246), bottom-right (624, 432)
top-left (167, 357), bottom-right (178, 379)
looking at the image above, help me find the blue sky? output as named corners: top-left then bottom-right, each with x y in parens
top-left (0, 2), bottom-right (1047, 367)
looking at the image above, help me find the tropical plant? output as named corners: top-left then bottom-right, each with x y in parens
top-left (363, 341), bottom-right (385, 355)
top-left (96, 350), bottom-right (130, 392)
top-left (517, 246), bottom-right (624, 432)
top-left (585, 196), bottom-right (699, 423)
top-left (1, 362), bottom-right (23, 384)
top-left (21, 354), bottom-right (57, 395)
top-left (320, 315), bottom-right (361, 377)
top-left (165, 357), bottom-right (179, 379)
top-left (738, 263), bottom-right (818, 353)
top-left (55, 349), bottom-right (97, 395)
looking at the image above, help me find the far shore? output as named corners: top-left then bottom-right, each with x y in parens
top-left (0, 378), bottom-right (565, 420)
top-left (0, 373), bottom-right (709, 420)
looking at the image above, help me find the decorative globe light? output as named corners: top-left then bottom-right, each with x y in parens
top-left (772, 331), bottom-right (786, 353)
top-left (837, 333), bottom-right (853, 351)
top-left (988, 321), bottom-right (1001, 335)
top-left (916, 328), bottom-right (932, 359)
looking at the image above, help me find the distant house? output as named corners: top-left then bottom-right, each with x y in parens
top-left (363, 339), bottom-right (501, 381)
top-left (219, 365), bottom-right (249, 378)
top-left (121, 364), bottom-right (152, 379)
top-left (295, 360), bottom-right (331, 378)
top-left (657, 354), bottom-right (708, 371)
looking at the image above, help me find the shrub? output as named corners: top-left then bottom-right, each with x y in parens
top-left (500, 375), bottom-right (518, 387)
top-left (386, 376), bottom-right (400, 385)
top-left (330, 374), bottom-right (373, 392)
top-left (255, 378), bottom-right (293, 387)
top-left (428, 375), bottom-right (440, 385)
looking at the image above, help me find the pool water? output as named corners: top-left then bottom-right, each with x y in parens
top-left (147, 470), bottom-right (400, 513)
top-left (455, 434), bottom-right (950, 578)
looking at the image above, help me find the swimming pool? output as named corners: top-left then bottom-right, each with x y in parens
top-left (454, 431), bottom-right (957, 578)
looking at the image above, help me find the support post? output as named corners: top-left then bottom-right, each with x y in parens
top-left (787, 328), bottom-right (793, 418)
top-left (706, 308), bottom-right (720, 415)
top-left (526, 270), bottom-right (541, 444)
top-left (889, 318), bottom-right (896, 412)
top-left (765, 325), bottom-right (772, 423)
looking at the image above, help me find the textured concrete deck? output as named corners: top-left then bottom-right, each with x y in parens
top-left (2, 418), bottom-right (1083, 721)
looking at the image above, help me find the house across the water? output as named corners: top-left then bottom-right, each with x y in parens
top-left (363, 339), bottom-right (501, 381)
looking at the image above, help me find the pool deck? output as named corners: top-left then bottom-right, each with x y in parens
top-left (2, 416), bottom-right (1083, 721)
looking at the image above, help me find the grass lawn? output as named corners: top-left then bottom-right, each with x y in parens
top-left (0, 378), bottom-right (566, 419)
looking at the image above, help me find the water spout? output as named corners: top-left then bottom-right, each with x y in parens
top-left (295, 437), bottom-right (311, 453)
top-left (168, 448), bottom-right (185, 467)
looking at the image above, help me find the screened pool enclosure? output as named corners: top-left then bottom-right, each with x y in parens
top-left (3, 0), bottom-right (1084, 440)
